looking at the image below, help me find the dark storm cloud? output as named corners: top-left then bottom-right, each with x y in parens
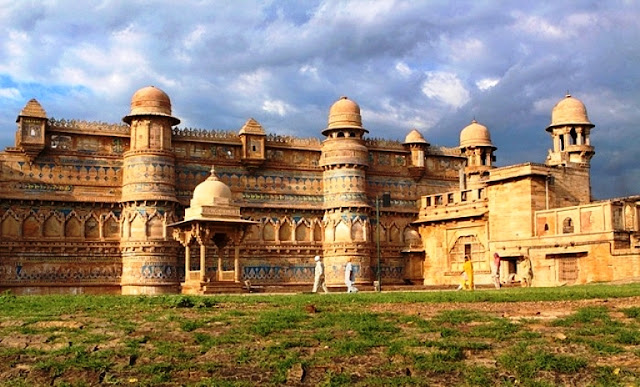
top-left (0, 0), bottom-right (638, 198)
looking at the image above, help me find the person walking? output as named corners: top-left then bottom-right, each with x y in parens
top-left (344, 261), bottom-right (358, 293)
top-left (491, 252), bottom-right (501, 289)
top-left (312, 255), bottom-right (328, 293)
top-left (519, 256), bottom-right (533, 287)
top-left (461, 255), bottom-right (474, 291)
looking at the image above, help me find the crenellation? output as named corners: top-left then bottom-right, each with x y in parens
top-left (49, 118), bottom-right (130, 135)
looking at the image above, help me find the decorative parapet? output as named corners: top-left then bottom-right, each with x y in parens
top-left (265, 133), bottom-right (321, 148)
top-left (48, 118), bottom-right (130, 135)
top-left (365, 138), bottom-right (404, 150)
top-left (172, 127), bottom-right (239, 142)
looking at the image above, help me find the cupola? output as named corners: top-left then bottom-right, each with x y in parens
top-left (123, 86), bottom-right (180, 126)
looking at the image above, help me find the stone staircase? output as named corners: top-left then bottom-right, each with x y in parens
top-left (181, 280), bottom-right (248, 295)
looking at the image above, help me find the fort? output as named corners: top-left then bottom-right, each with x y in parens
top-left (1, 86), bottom-right (638, 294)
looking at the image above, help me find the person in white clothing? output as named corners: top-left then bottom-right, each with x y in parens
top-left (344, 261), bottom-right (358, 293)
top-left (312, 255), bottom-right (328, 293)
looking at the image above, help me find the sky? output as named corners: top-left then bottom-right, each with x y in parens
top-left (0, 0), bottom-right (639, 199)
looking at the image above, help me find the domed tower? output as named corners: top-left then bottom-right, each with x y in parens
top-left (460, 120), bottom-right (496, 187)
top-left (120, 86), bottom-right (181, 295)
top-left (545, 94), bottom-right (595, 167)
top-left (403, 129), bottom-right (430, 181)
top-left (319, 96), bottom-right (372, 286)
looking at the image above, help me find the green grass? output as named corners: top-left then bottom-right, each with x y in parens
top-left (0, 283), bottom-right (638, 386)
top-left (499, 344), bottom-right (588, 379)
top-left (621, 306), bottom-right (640, 319)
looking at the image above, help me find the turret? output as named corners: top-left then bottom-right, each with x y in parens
top-left (120, 86), bottom-right (181, 295)
top-left (403, 129), bottom-right (430, 181)
top-left (121, 86), bottom-right (180, 202)
top-left (545, 94), bottom-right (595, 167)
top-left (319, 96), bottom-right (370, 208)
top-left (320, 96), bottom-right (372, 286)
top-left (239, 118), bottom-right (266, 171)
top-left (459, 120), bottom-right (496, 187)
top-left (15, 99), bottom-right (47, 161)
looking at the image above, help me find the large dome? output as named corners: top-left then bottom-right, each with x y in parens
top-left (123, 86), bottom-right (180, 125)
top-left (460, 120), bottom-right (494, 149)
top-left (323, 96), bottom-right (367, 135)
top-left (191, 167), bottom-right (232, 207)
top-left (546, 94), bottom-right (593, 131)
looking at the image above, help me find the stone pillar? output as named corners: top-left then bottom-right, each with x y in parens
top-left (184, 245), bottom-right (190, 278)
top-left (234, 245), bottom-right (240, 283)
top-left (200, 244), bottom-right (206, 281)
top-left (577, 130), bottom-right (584, 145)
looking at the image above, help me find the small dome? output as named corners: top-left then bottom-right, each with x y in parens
top-left (322, 96), bottom-right (367, 135)
top-left (460, 120), bottom-right (493, 149)
top-left (403, 129), bottom-right (429, 145)
top-left (191, 167), bottom-right (232, 207)
top-left (546, 94), bottom-right (593, 131)
top-left (123, 86), bottom-right (180, 125)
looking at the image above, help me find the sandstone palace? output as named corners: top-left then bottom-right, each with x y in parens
top-left (1, 86), bottom-right (638, 294)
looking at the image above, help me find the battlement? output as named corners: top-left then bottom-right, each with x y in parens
top-left (48, 118), bottom-right (130, 136)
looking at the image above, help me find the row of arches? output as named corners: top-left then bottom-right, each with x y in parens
top-left (1, 209), bottom-right (120, 240)
top-left (121, 210), bottom-right (175, 240)
top-left (4, 160), bottom-right (122, 184)
top-left (1, 207), bottom-right (423, 247)
top-left (244, 217), bottom-right (323, 242)
top-left (241, 215), bottom-right (421, 245)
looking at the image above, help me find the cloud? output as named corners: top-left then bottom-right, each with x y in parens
top-left (0, 1), bottom-right (639, 198)
top-left (0, 87), bottom-right (21, 99)
top-left (421, 72), bottom-right (470, 108)
top-left (476, 78), bottom-right (499, 91)
top-left (395, 62), bottom-right (412, 77)
top-left (262, 99), bottom-right (293, 116)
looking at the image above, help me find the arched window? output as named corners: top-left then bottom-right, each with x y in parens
top-left (562, 217), bottom-right (574, 234)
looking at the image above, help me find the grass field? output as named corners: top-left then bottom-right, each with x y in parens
top-left (0, 283), bottom-right (639, 386)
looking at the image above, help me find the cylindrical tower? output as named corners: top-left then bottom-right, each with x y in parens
top-left (120, 86), bottom-right (181, 295)
top-left (320, 96), bottom-right (372, 287)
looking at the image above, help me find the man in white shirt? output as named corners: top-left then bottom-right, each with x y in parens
top-left (344, 261), bottom-right (358, 293)
top-left (312, 256), bottom-right (328, 293)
